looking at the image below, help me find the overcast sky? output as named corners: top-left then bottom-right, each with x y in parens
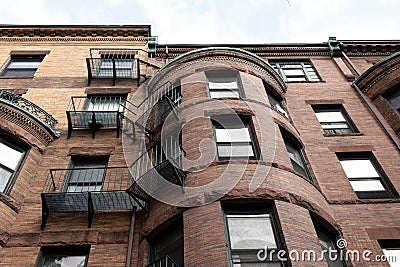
top-left (1, 0), bottom-right (399, 44)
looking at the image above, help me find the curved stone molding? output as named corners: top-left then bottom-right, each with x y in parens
top-left (354, 51), bottom-right (400, 98)
top-left (149, 47), bottom-right (287, 96)
top-left (0, 91), bottom-right (59, 147)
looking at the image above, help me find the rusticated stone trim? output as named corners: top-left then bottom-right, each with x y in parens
top-left (327, 145), bottom-right (375, 153)
top-left (366, 227), bottom-right (400, 240)
top-left (0, 231), bottom-right (11, 247)
top-left (0, 193), bottom-right (20, 213)
top-left (67, 146), bottom-right (115, 156)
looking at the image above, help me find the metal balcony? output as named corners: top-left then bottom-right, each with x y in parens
top-left (41, 166), bottom-right (148, 229)
top-left (127, 136), bottom-right (186, 198)
top-left (86, 48), bottom-right (140, 86)
top-left (146, 256), bottom-right (181, 267)
top-left (66, 96), bottom-right (137, 139)
top-left (0, 90), bottom-right (59, 137)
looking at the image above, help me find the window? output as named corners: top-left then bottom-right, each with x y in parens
top-left (224, 204), bottom-right (284, 266)
top-left (379, 240), bottom-right (400, 267)
top-left (338, 153), bottom-right (397, 199)
top-left (386, 89), bottom-right (400, 115)
top-left (1, 55), bottom-right (44, 77)
top-left (281, 130), bottom-right (312, 180)
top-left (0, 137), bottom-right (27, 194)
top-left (36, 246), bottom-right (90, 267)
top-left (96, 54), bottom-right (135, 78)
top-left (212, 115), bottom-right (259, 160)
top-left (270, 61), bottom-right (320, 82)
top-left (206, 69), bottom-right (242, 98)
top-left (64, 157), bottom-right (108, 193)
top-left (149, 220), bottom-right (183, 267)
top-left (264, 81), bottom-right (287, 117)
top-left (312, 219), bottom-right (346, 267)
top-left (84, 95), bottom-right (126, 127)
top-left (313, 105), bottom-right (357, 135)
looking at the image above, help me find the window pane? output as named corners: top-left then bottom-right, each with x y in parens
top-left (282, 69), bottom-right (304, 76)
top-left (209, 81), bottom-right (238, 90)
top-left (68, 168), bottom-right (105, 183)
top-left (215, 128), bottom-right (251, 142)
top-left (210, 90), bottom-right (239, 98)
top-left (218, 144), bottom-right (254, 158)
top-left (349, 179), bottom-right (386, 192)
top-left (268, 94), bottom-right (287, 117)
top-left (315, 111), bottom-right (346, 123)
top-left (8, 61), bottom-right (41, 69)
top-left (339, 159), bottom-right (380, 178)
top-left (3, 69), bottom-right (36, 77)
top-left (382, 249), bottom-right (400, 267)
top-left (285, 142), bottom-right (304, 168)
top-left (321, 122), bottom-right (350, 129)
top-left (85, 97), bottom-right (123, 111)
top-left (43, 255), bottom-right (87, 267)
top-left (227, 215), bottom-right (277, 250)
top-left (0, 142), bottom-right (23, 170)
top-left (0, 167), bottom-right (13, 192)
top-left (286, 77), bottom-right (307, 82)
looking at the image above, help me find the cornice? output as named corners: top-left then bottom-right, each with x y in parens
top-left (0, 37), bottom-right (149, 43)
top-left (0, 26), bottom-right (150, 39)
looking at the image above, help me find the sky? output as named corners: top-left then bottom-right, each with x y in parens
top-left (1, 0), bottom-right (400, 44)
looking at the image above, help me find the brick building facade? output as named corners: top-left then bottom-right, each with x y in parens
top-left (0, 26), bottom-right (399, 267)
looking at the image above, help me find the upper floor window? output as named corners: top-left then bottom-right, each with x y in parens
top-left (263, 81), bottom-right (288, 117)
top-left (379, 240), bottom-right (400, 267)
top-left (206, 69), bottom-right (243, 98)
top-left (0, 137), bottom-right (27, 194)
top-left (270, 61), bottom-right (320, 82)
top-left (386, 89), bottom-right (400, 115)
top-left (36, 246), bottom-right (90, 267)
top-left (313, 105), bottom-right (357, 135)
top-left (65, 156), bottom-right (108, 193)
top-left (224, 204), bottom-right (285, 266)
top-left (96, 54), bottom-right (136, 78)
top-left (338, 153), bottom-right (398, 199)
top-left (212, 115), bottom-right (259, 160)
top-left (281, 129), bottom-right (313, 181)
top-left (84, 95), bottom-right (126, 112)
top-left (1, 55), bottom-right (44, 77)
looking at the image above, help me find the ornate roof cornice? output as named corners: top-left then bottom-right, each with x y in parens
top-left (156, 44), bottom-right (331, 58)
top-left (0, 25), bottom-right (151, 40)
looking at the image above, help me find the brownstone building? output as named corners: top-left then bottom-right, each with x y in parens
top-left (0, 26), bottom-right (399, 267)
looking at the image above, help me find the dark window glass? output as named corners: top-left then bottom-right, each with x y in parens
top-left (36, 246), bottom-right (90, 267)
top-left (281, 131), bottom-right (312, 181)
top-left (207, 69), bottom-right (242, 98)
top-left (83, 95), bottom-right (126, 128)
top-left (1, 55), bottom-right (44, 77)
top-left (313, 105), bottom-right (357, 135)
top-left (64, 157), bottom-right (108, 193)
top-left (149, 221), bottom-right (183, 267)
top-left (338, 153), bottom-right (398, 199)
top-left (212, 115), bottom-right (259, 160)
top-left (0, 137), bottom-right (26, 193)
top-left (270, 61), bottom-right (320, 82)
top-left (263, 81), bottom-right (288, 117)
top-left (386, 89), bottom-right (400, 115)
top-left (312, 219), bottom-right (346, 267)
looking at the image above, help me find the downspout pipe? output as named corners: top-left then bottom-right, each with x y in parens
top-left (126, 210), bottom-right (136, 267)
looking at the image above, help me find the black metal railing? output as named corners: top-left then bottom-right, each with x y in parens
top-left (41, 166), bottom-right (148, 229)
top-left (86, 48), bottom-right (140, 85)
top-left (0, 90), bottom-right (58, 136)
top-left (135, 82), bottom-right (181, 133)
top-left (127, 136), bottom-right (185, 197)
top-left (146, 256), bottom-right (180, 267)
top-left (66, 96), bottom-right (137, 138)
